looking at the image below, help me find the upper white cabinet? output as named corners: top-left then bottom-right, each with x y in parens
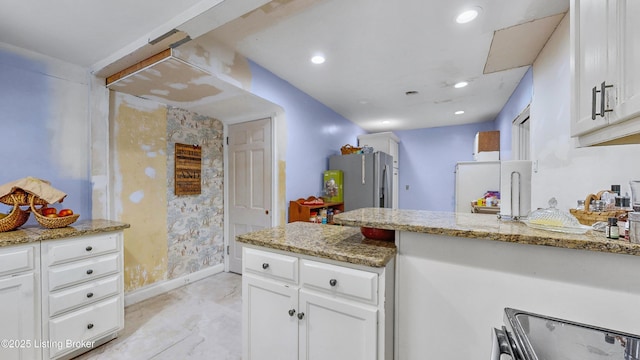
top-left (357, 132), bottom-right (399, 208)
top-left (571, 0), bottom-right (640, 145)
top-left (357, 132), bottom-right (399, 169)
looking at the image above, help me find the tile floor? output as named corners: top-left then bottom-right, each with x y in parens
top-left (74, 272), bottom-right (242, 360)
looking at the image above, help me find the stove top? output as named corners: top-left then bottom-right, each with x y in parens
top-left (504, 308), bottom-right (640, 360)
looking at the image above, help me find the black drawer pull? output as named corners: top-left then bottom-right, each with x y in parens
top-left (86, 292), bottom-right (94, 298)
top-left (87, 323), bottom-right (94, 330)
top-left (86, 246), bottom-right (93, 252)
top-left (86, 269), bottom-right (94, 275)
top-left (329, 279), bottom-right (337, 287)
top-left (262, 263), bottom-right (269, 270)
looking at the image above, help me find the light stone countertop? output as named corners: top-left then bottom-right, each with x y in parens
top-left (236, 221), bottom-right (396, 268)
top-left (333, 207), bottom-right (640, 257)
top-left (0, 219), bottom-right (130, 247)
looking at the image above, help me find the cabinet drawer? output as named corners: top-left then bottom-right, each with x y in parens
top-left (44, 233), bottom-right (119, 266)
top-left (48, 296), bottom-right (122, 359)
top-left (0, 244), bottom-right (35, 277)
top-left (48, 254), bottom-right (119, 292)
top-left (49, 274), bottom-right (121, 317)
top-left (301, 260), bottom-right (378, 304)
top-left (244, 248), bottom-right (298, 284)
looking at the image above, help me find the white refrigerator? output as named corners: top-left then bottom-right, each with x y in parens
top-left (454, 161), bottom-right (501, 213)
top-left (455, 160), bottom-right (532, 217)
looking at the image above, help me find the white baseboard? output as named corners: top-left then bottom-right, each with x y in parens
top-left (124, 264), bottom-right (225, 307)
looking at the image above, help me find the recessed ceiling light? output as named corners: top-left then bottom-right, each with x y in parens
top-left (454, 81), bottom-right (468, 88)
top-left (382, 120), bottom-right (391, 124)
top-left (456, 8), bottom-right (481, 24)
top-left (455, 110), bottom-right (465, 115)
top-left (311, 55), bottom-right (325, 64)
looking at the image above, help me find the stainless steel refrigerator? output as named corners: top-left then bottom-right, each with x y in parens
top-left (328, 151), bottom-right (393, 211)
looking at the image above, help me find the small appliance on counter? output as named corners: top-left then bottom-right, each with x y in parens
top-left (492, 308), bottom-right (640, 360)
top-left (323, 170), bottom-right (343, 203)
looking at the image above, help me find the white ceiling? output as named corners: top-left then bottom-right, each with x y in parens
top-left (0, 0), bottom-right (569, 131)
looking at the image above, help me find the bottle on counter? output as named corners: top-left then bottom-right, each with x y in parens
top-left (320, 208), bottom-right (327, 224)
top-left (310, 211), bottom-right (318, 223)
top-left (327, 208), bottom-right (334, 224)
top-left (607, 217), bottom-right (619, 240)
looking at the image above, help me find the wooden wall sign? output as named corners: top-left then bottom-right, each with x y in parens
top-left (175, 143), bottom-right (202, 195)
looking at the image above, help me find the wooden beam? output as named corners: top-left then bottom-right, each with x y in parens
top-left (106, 48), bottom-right (172, 86)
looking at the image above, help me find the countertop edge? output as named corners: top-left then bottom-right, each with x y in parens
top-left (0, 219), bottom-right (131, 247)
top-left (334, 209), bottom-right (640, 257)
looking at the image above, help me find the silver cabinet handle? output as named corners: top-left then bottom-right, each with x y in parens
top-left (262, 263), bottom-right (269, 270)
top-left (329, 279), bottom-right (337, 287)
top-left (600, 81), bottom-right (613, 118)
top-left (297, 312), bottom-right (305, 320)
top-left (592, 86), bottom-right (599, 120)
top-left (288, 309), bottom-right (296, 317)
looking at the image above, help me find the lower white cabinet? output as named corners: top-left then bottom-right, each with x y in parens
top-left (0, 243), bottom-right (41, 360)
top-left (242, 246), bottom-right (394, 360)
top-left (41, 232), bottom-right (124, 360)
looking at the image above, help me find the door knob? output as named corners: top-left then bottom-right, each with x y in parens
top-left (288, 309), bottom-right (296, 317)
top-left (297, 312), bottom-right (305, 320)
top-left (329, 279), bottom-right (337, 286)
top-left (262, 263), bottom-right (269, 269)
top-left (265, 210), bottom-right (269, 215)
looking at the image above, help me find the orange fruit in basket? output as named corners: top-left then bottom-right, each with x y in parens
top-left (45, 213), bottom-right (58, 218)
top-left (42, 208), bottom-right (57, 216)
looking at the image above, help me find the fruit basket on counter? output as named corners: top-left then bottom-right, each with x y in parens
top-left (0, 194), bottom-right (31, 232)
top-left (569, 191), bottom-right (629, 226)
top-left (0, 177), bottom-right (78, 231)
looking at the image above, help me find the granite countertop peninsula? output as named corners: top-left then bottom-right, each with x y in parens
top-left (236, 221), bottom-right (396, 267)
top-left (334, 208), bottom-right (640, 257)
top-left (0, 219), bottom-right (130, 247)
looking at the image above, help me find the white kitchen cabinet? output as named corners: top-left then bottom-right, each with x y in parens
top-left (299, 290), bottom-right (377, 360)
top-left (242, 247), bottom-right (393, 360)
top-left (41, 232), bottom-right (124, 360)
top-left (357, 132), bottom-right (399, 208)
top-left (571, 0), bottom-right (640, 145)
top-left (243, 275), bottom-right (298, 360)
top-left (0, 243), bottom-right (41, 360)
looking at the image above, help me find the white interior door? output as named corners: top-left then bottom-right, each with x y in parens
top-left (228, 118), bottom-right (272, 274)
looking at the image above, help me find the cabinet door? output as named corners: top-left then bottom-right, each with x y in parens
top-left (299, 290), bottom-right (377, 360)
top-left (571, 0), bottom-right (616, 136)
top-left (613, 0), bottom-right (640, 124)
top-left (0, 273), bottom-right (40, 360)
top-left (243, 275), bottom-right (298, 360)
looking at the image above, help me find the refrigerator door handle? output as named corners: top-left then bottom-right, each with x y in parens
top-left (361, 155), bottom-right (366, 184)
top-left (381, 164), bottom-right (388, 207)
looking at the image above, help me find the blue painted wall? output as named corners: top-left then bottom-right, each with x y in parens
top-left (248, 60), bottom-right (365, 202)
top-left (495, 67), bottom-right (533, 160)
top-left (395, 121), bottom-right (496, 211)
top-left (0, 48), bottom-right (91, 222)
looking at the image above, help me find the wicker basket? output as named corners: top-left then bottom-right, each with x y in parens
top-left (340, 144), bottom-right (362, 155)
top-left (569, 191), bottom-right (629, 225)
top-left (0, 199), bottom-right (31, 232)
top-left (569, 208), bottom-right (627, 226)
top-left (0, 189), bottom-right (48, 206)
top-left (29, 195), bottom-right (79, 229)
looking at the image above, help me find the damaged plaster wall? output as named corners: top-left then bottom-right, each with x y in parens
top-left (111, 93), bottom-right (168, 291)
top-left (111, 92), bottom-right (224, 292)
